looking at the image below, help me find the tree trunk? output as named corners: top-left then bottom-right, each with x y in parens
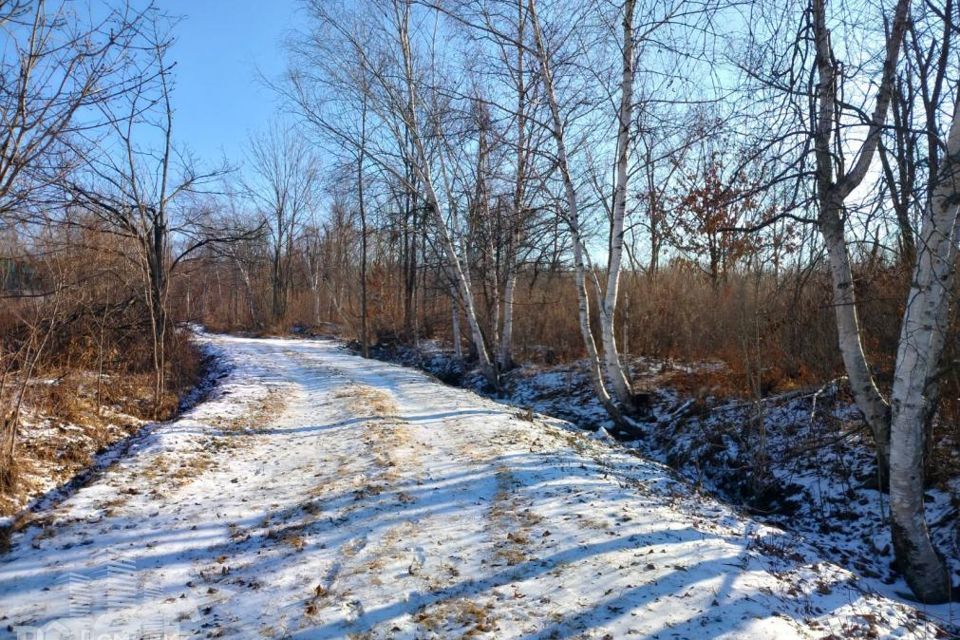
top-left (500, 0), bottom-right (526, 374)
top-left (402, 129), bottom-right (417, 339)
top-left (819, 206), bottom-right (891, 482)
top-left (146, 230), bottom-right (168, 417)
top-left (359, 98), bottom-right (370, 358)
top-left (96, 305), bottom-right (109, 415)
top-left (272, 239), bottom-right (285, 322)
top-left (600, 0), bottom-right (637, 409)
top-left (394, 1), bottom-right (497, 387)
top-left (887, 100), bottom-right (960, 605)
top-left (499, 264), bottom-right (517, 370)
top-left (529, 0), bottom-right (622, 423)
top-left (810, 0), bottom-right (910, 485)
top-left (451, 286), bottom-right (463, 360)
top-left (425, 186), bottom-right (496, 385)
top-left (622, 279), bottom-right (631, 357)
top-left (313, 273), bottom-right (321, 326)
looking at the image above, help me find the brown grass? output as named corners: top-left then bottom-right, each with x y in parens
top-left (335, 385), bottom-right (399, 417)
top-left (0, 453), bottom-right (20, 499)
top-left (406, 264), bottom-right (908, 398)
top-left (489, 467), bottom-right (535, 568)
top-left (412, 598), bottom-right (497, 636)
top-left (1, 316), bottom-right (207, 506)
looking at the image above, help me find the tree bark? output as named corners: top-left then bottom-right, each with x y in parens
top-left (811, 0), bottom-right (910, 483)
top-left (887, 98), bottom-right (960, 605)
top-left (499, 263), bottom-right (517, 370)
top-left (393, 0), bottom-right (498, 387)
top-left (499, 0), bottom-right (527, 373)
top-left (451, 285), bottom-right (463, 360)
top-left (529, 0), bottom-right (622, 422)
top-left (819, 203), bottom-right (891, 478)
top-left (601, 0), bottom-right (637, 409)
top-left (358, 97), bottom-right (370, 358)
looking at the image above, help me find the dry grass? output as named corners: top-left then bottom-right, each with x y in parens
top-left (405, 264), bottom-right (908, 398)
top-left (0, 408), bottom-right (144, 517)
top-left (341, 384), bottom-right (420, 487)
top-left (412, 597), bottom-right (497, 636)
top-left (0, 314), bottom-right (207, 516)
top-left (335, 385), bottom-right (399, 417)
top-left (489, 467), bottom-right (534, 568)
top-left (141, 451), bottom-right (216, 492)
top-left (0, 451), bottom-right (20, 497)
top-left (137, 387), bottom-right (289, 497)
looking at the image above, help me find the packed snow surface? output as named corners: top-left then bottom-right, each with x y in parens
top-left (0, 334), bottom-right (944, 638)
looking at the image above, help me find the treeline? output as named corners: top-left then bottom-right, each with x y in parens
top-left (2, 0), bottom-right (959, 604)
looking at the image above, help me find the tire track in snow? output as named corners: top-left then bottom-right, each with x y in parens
top-left (287, 371), bottom-right (439, 636)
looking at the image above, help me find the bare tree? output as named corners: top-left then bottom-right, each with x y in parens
top-left (285, 0), bottom-right (500, 386)
top-left (599, 0), bottom-right (639, 408)
top-left (0, 0), bottom-right (151, 226)
top-left (881, 0), bottom-right (960, 604)
top-left (69, 25), bottom-right (230, 415)
top-left (744, 0), bottom-right (954, 601)
top-left (528, 0), bottom-right (624, 421)
top-left (246, 123), bottom-right (319, 324)
top-left (887, 93), bottom-right (960, 604)
top-left (808, 0), bottom-right (911, 484)
top-left (357, 94), bottom-right (371, 358)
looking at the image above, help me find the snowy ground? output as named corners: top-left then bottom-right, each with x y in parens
top-left (377, 341), bottom-right (960, 624)
top-left (0, 334), bottom-right (947, 638)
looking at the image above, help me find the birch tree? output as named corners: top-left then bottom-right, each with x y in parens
top-left (751, 0), bottom-right (953, 602)
top-left (527, 0), bottom-right (699, 418)
top-left (391, 0), bottom-right (499, 385)
top-left (459, 0), bottom-right (542, 372)
top-left (882, 0), bottom-right (960, 604)
top-left (886, 96), bottom-right (960, 603)
top-left (528, 0), bottom-right (625, 421)
top-left (288, 0), bottom-right (500, 385)
top-left (497, 2), bottom-right (529, 370)
top-left (599, 0), bottom-right (638, 408)
top-left (808, 0), bottom-right (911, 482)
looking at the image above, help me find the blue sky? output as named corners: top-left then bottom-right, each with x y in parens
top-left (165, 0), bottom-right (299, 165)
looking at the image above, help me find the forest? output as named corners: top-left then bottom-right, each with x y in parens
top-left (2, 0), bottom-right (960, 635)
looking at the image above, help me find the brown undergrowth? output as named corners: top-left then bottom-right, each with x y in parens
top-left (0, 335), bottom-right (206, 520)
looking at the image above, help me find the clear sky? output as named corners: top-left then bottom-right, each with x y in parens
top-left (165, 0), bottom-right (300, 166)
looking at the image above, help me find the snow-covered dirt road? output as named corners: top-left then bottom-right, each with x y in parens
top-left (0, 335), bottom-right (944, 638)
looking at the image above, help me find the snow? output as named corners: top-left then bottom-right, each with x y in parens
top-left (0, 334), bottom-right (945, 638)
top-left (0, 341), bottom-right (227, 528)
top-left (382, 343), bottom-right (959, 628)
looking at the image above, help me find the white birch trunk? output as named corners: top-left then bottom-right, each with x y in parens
top-left (601, 0), bottom-right (637, 408)
top-left (529, 0), bottom-right (622, 422)
top-left (499, 264), bottom-right (517, 370)
top-left (394, 1), bottom-right (497, 386)
top-left (887, 102), bottom-right (960, 605)
top-left (420, 171), bottom-right (495, 383)
top-left (820, 209), bottom-right (892, 472)
top-left (809, 0), bottom-right (944, 603)
top-left (451, 286), bottom-right (463, 360)
top-left (500, 1), bottom-right (526, 374)
top-left (811, 0), bottom-right (909, 480)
